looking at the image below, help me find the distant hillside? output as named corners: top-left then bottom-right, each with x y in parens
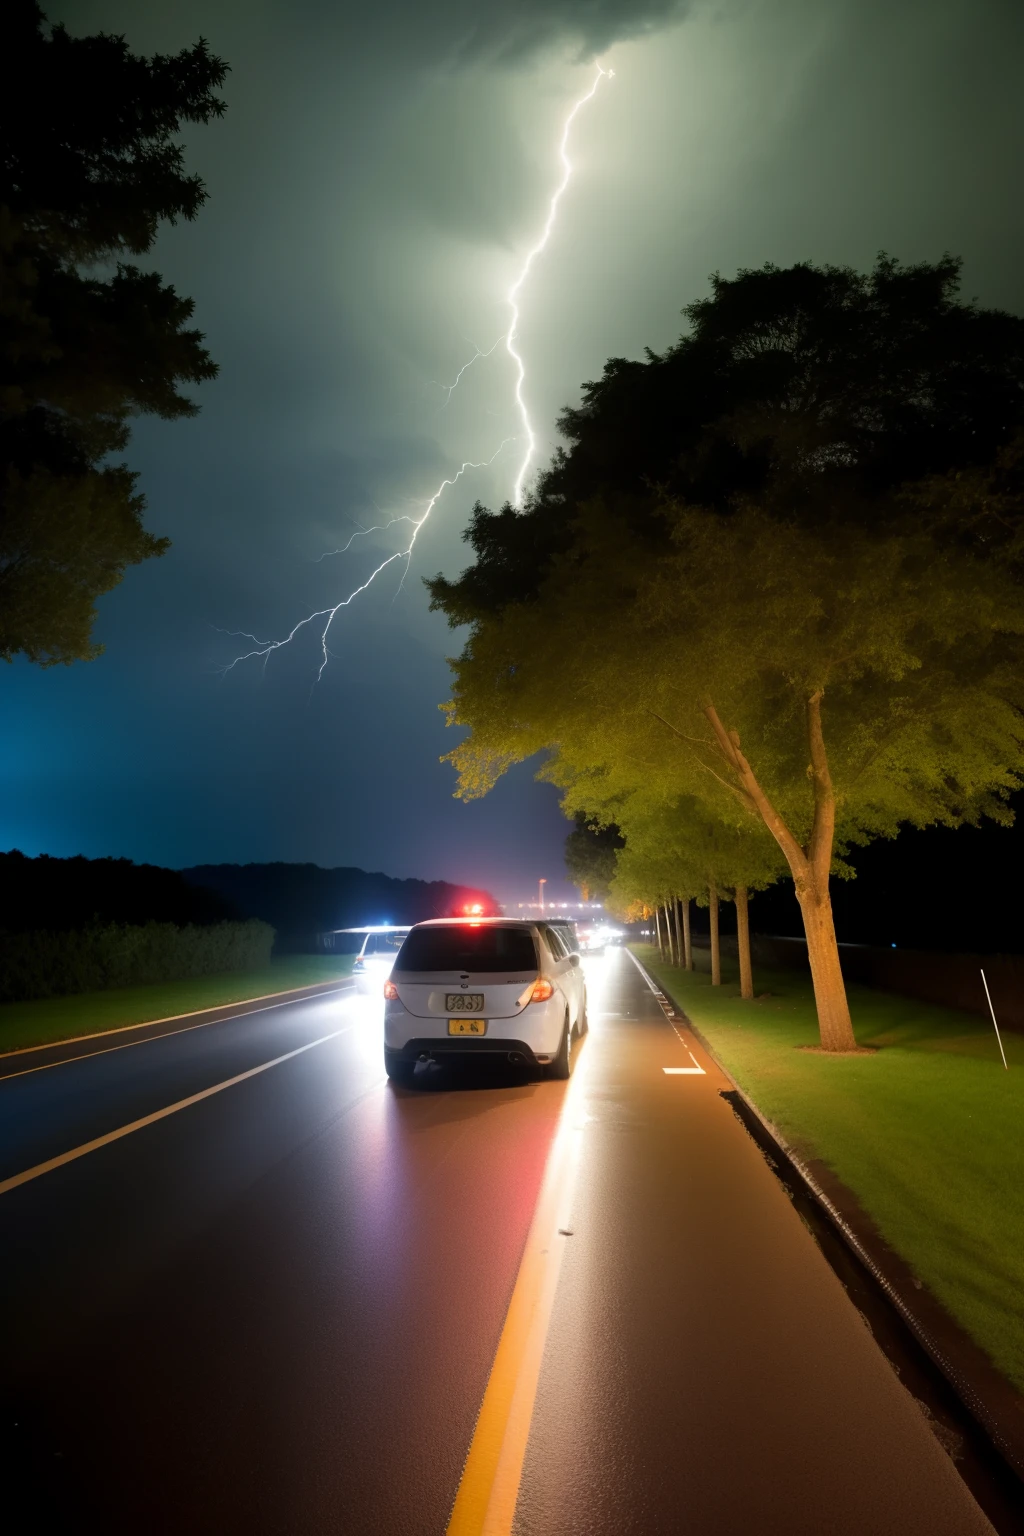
top-left (181, 863), bottom-right (498, 951)
top-left (1, 851), bottom-right (235, 932)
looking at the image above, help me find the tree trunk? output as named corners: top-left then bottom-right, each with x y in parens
top-left (703, 695), bottom-right (857, 1051)
top-left (796, 878), bottom-right (856, 1051)
top-left (674, 894), bottom-right (687, 971)
top-left (709, 883), bottom-right (721, 985)
top-left (666, 902), bottom-right (679, 966)
top-left (735, 886), bottom-right (753, 1000)
top-left (680, 896), bottom-right (692, 970)
top-left (654, 904), bottom-right (664, 958)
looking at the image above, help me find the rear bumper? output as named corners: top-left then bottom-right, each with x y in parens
top-left (388, 1036), bottom-right (544, 1065)
top-left (385, 995), bottom-right (564, 1057)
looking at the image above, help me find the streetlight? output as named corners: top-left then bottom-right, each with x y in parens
top-left (538, 877), bottom-right (546, 913)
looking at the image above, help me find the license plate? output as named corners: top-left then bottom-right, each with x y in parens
top-left (448, 1019), bottom-right (487, 1035)
top-left (447, 993), bottom-right (484, 1012)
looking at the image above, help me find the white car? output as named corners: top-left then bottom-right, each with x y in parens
top-left (382, 917), bottom-right (587, 1084)
top-left (352, 927), bottom-right (411, 991)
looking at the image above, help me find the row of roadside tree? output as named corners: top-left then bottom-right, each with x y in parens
top-left (428, 255), bottom-right (1024, 1052)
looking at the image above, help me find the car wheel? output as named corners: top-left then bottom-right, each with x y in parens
top-left (546, 1015), bottom-right (572, 1080)
top-left (384, 1047), bottom-right (413, 1085)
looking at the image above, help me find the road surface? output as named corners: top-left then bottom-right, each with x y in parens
top-left (0, 950), bottom-right (994, 1534)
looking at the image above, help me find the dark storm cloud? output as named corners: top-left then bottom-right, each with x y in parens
top-left (292, 0), bottom-right (694, 65)
top-left (398, 0), bottom-right (694, 63)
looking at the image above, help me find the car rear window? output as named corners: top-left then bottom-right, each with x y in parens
top-left (394, 925), bottom-right (537, 974)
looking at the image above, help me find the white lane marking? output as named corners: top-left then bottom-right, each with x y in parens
top-left (0, 984), bottom-right (356, 1083)
top-left (0, 980), bottom-right (355, 1064)
top-left (663, 1049), bottom-right (706, 1075)
top-left (0, 1024), bottom-right (356, 1197)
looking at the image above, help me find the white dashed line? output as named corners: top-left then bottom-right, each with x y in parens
top-left (626, 951), bottom-right (708, 1077)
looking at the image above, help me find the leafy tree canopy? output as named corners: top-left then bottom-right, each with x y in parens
top-left (440, 498), bottom-right (1024, 1046)
top-left (444, 501), bottom-right (1024, 830)
top-left (605, 796), bottom-right (788, 914)
top-left (0, 2), bottom-right (227, 664)
top-left (429, 255), bottom-right (1024, 626)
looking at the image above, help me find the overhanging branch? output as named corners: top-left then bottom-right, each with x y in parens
top-left (703, 702), bottom-right (808, 876)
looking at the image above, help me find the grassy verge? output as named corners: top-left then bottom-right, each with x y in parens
top-left (632, 944), bottom-right (1024, 1394)
top-left (0, 955), bottom-right (355, 1055)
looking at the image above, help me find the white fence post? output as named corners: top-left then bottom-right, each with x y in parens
top-left (980, 969), bottom-right (1009, 1070)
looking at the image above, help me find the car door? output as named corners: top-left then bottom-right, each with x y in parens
top-left (539, 924), bottom-right (581, 1026)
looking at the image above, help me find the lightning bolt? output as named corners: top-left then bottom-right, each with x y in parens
top-left (508, 62), bottom-right (611, 508)
top-left (222, 62), bottom-right (611, 679)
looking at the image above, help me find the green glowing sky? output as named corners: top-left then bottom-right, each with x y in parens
top-left (8, 0), bottom-right (1023, 903)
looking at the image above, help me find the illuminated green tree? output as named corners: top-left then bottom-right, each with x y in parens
top-left (436, 500), bottom-right (1024, 1051)
top-left (431, 256), bottom-right (1024, 1049)
top-left (607, 796), bottom-right (787, 995)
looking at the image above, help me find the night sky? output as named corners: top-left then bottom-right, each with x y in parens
top-left (6, 0), bottom-right (1024, 907)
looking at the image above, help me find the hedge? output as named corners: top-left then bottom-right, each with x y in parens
top-left (0, 920), bottom-right (276, 1002)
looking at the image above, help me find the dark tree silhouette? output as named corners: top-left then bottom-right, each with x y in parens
top-left (0, 2), bottom-right (228, 664)
top-left (564, 812), bottom-right (624, 902)
top-left (429, 255), bottom-right (1024, 625)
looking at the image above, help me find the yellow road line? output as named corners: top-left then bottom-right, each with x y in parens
top-left (0, 1024), bottom-right (354, 1198)
top-left (446, 1050), bottom-right (588, 1536)
top-left (0, 984), bottom-right (355, 1081)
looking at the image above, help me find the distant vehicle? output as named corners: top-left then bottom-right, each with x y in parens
top-left (382, 917), bottom-right (587, 1085)
top-left (351, 926), bottom-right (411, 991)
top-left (576, 921), bottom-right (625, 952)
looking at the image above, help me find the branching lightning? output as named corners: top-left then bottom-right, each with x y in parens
top-left (434, 336), bottom-right (503, 405)
top-left (313, 513), bottom-right (418, 562)
top-left (217, 441), bottom-right (511, 682)
top-left (222, 62), bottom-right (610, 679)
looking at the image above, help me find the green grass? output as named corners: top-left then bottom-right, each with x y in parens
top-left (633, 944), bottom-right (1024, 1394)
top-left (0, 955), bottom-right (355, 1055)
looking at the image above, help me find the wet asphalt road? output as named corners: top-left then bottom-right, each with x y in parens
top-left (0, 952), bottom-right (995, 1534)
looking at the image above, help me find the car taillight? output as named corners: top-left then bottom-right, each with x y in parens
top-left (383, 980), bottom-right (399, 1001)
top-left (529, 978), bottom-right (554, 1002)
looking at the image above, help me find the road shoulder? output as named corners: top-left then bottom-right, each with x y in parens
top-left (510, 949), bottom-right (995, 1535)
top-left (635, 943), bottom-right (1024, 1498)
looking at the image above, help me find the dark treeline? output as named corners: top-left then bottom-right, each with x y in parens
top-left (182, 863), bottom-right (498, 951)
top-left (1, 850), bottom-right (235, 931)
top-left (1, 854), bottom-right (499, 954)
top-left (683, 806), bottom-right (1024, 955)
